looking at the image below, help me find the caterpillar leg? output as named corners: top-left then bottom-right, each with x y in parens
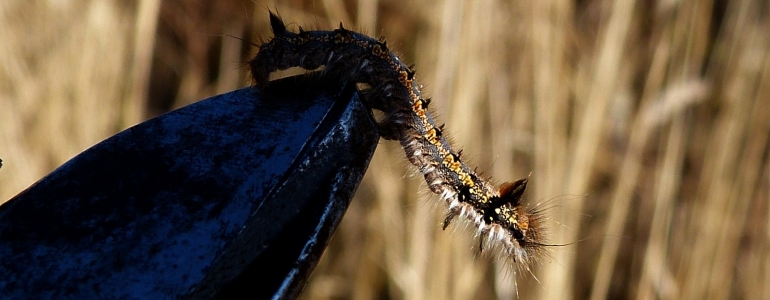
top-left (479, 237), bottom-right (484, 253)
top-left (442, 208), bottom-right (459, 230)
top-left (376, 122), bottom-right (401, 140)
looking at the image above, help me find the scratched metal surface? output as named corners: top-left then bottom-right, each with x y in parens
top-left (0, 75), bottom-right (378, 299)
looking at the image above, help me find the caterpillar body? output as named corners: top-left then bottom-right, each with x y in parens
top-left (251, 13), bottom-right (546, 271)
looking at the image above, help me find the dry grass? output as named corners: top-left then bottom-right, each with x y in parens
top-left (2, 0), bottom-right (769, 299)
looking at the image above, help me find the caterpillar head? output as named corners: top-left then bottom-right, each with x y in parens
top-left (493, 179), bottom-right (544, 251)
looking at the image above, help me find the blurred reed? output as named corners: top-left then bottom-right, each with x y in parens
top-left (1, 1), bottom-right (768, 299)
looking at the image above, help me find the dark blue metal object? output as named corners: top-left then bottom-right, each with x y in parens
top-left (0, 75), bottom-right (379, 299)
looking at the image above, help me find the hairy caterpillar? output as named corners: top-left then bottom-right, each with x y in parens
top-left (250, 13), bottom-right (547, 271)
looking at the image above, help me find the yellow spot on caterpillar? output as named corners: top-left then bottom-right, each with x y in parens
top-left (442, 154), bottom-right (462, 171)
top-left (398, 71), bottom-right (410, 85)
top-left (373, 44), bottom-right (384, 56)
top-left (334, 33), bottom-right (351, 44)
top-left (355, 40), bottom-right (369, 48)
top-left (426, 128), bottom-right (439, 143)
top-left (463, 175), bottom-right (475, 187)
top-left (412, 104), bottom-right (426, 118)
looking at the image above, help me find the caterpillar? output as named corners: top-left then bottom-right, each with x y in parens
top-left (250, 12), bottom-right (547, 272)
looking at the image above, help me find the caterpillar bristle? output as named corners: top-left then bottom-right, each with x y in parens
top-left (498, 178), bottom-right (528, 206)
top-left (268, 12), bottom-right (286, 34)
top-left (406, 69), bottom-right (416, 80)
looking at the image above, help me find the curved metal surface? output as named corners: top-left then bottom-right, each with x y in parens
top-left (0, 75), bottom-right (378, 299)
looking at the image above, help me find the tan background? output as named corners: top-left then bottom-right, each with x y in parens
top-left (1, 1), bottom-right (768, 299)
